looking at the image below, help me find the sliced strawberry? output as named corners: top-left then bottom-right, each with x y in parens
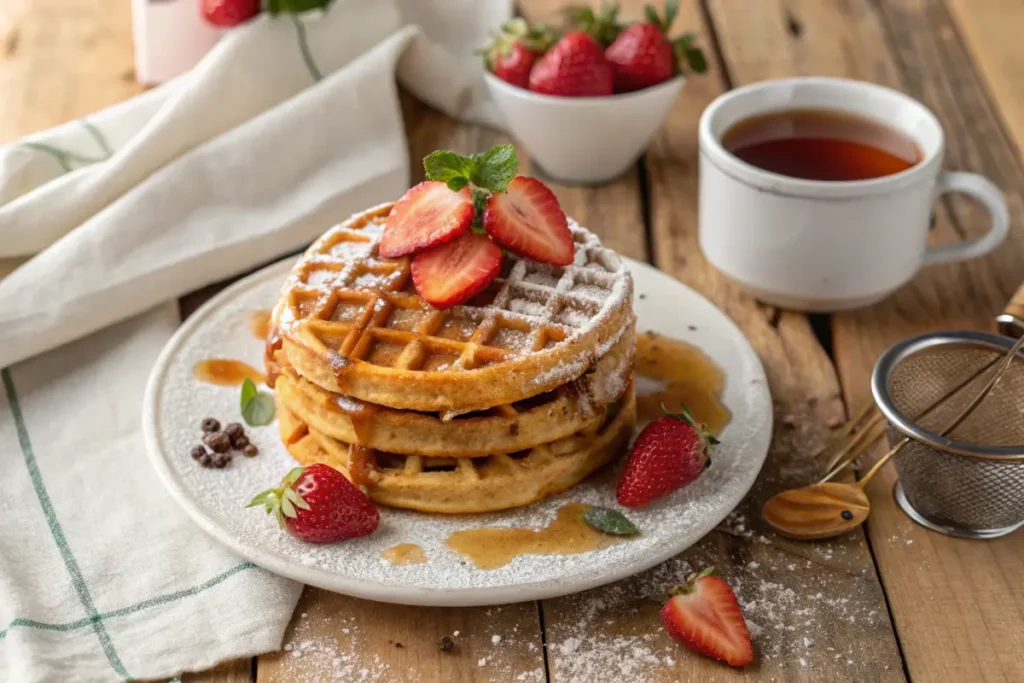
top-left (483, 176), bottom-right (574, 266)
top-left (411, 232), bottom-right (503, 309)
top-left (379, 181), bottom-right (473, 259)
top-left (661, 569), bottom-right (754, 667)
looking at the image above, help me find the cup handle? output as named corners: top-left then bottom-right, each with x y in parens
top-left (922, 171), bottom-right (1009, 266)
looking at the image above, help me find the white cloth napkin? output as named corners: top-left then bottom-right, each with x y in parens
top-left (0, 1), bottom-right (511, 680)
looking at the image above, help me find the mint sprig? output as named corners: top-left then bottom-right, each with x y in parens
top-left (423, 144), bottom-right (519, 193)
top-left (267, 0), bottom-right (331, 14)
top-left (240, 377), bottom-right (276, 427)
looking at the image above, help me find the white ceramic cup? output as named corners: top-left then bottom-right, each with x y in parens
top-left (698, 77), bottom-right (1009, 311)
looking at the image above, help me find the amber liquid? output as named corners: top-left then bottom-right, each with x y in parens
top-left (635, 332), bottom-right (730, 434)
top-left (249, 309), bottom-right (272, 341)
top-left (445, 503), bottom-right (618, 570)
top-left (381, 543), bottom-right (427, 565)
top-left (193, 359), bottom-right (266, 386)
top-left (722, 108), bottom-right (921, 181)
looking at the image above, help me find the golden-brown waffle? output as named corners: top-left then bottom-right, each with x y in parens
top-left (277, 381), bottom-right (635, 514)
top-left (274, 326), bottom-right (634, 458)
top-left (271, 203), bottom-right (634, 413)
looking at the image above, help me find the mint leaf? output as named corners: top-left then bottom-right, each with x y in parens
top-left (240, 377), bottom-right (275, 427)
top-left (242, 392), bottom-right (276, 427)
top-left (424, 150), bottom-right (475, 191)
top-left (240, 377), bottom-right (258, 411)
top-left (471, 188), bottom-right (489, 232)
top-left (584, 506), bottom-right (639, 536)
top-left (470, 144), bottom-right (518, 192)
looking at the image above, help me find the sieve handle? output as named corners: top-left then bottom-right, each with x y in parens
top-left (997, 282), bottom-right (1024, 338)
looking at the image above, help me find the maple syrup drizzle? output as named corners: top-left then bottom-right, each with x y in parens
top-left (264, 325), bottom-right (283, 389)
top-left (445, 503), bottom-right (618, 570)
top-left (635, 332), bottom-right (730, 434)
top-left (381, 543), bottom-right (427, 566)
top-left (193, 359), bottom-right (266, 387)
top-left (347, 445), bottom-right (379, 487)
top-left (249, 309), bottom-right (272, 341)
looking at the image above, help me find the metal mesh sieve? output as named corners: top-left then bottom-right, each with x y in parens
top-left (872, 331), bottom-right (1024, 539)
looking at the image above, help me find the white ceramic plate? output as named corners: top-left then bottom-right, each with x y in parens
top-left (143, 257), bottom-right (771, 606)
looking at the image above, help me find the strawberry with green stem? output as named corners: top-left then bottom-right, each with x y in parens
top-left (248, 464), bottom-right (379, 543)
top-left (616, 403), bottom-right (718, 507)
top-left (572, 1), bottom-right (708, 93)
top-left (481, 18), bottom-right (557, 89)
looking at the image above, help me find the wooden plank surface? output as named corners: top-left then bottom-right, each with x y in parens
top-left (707, 1), bottom-right (1024, 681)
top-left (5, 0), bottom-right (1024, 681)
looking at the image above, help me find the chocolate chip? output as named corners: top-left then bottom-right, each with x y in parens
top-left (190, 445), bottom-right (207, 460)
top-left (438, 636), bottom-right (454, 652)
top-left (841, 510), bottom-right (854, 521)
top-left (201, 418), bottom-right (221, 433)
top-left (244, 444), bottom-right (258, 457)
top-left (198, 453), bottom-right (213, 467)
top-left (224, 422), bottom-right (244, 440)
top-left (232, 435), bottom-right (250, 449)
top-left (214, 453), bottom-right (231, 469)
top-left (204, 432), bottom-right (231, 453)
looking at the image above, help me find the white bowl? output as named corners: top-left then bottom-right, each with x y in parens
top-left (484, 72), bottom-right (685, 184)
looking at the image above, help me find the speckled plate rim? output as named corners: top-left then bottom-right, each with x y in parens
top-left (142, 256), bottom-right (772, 607)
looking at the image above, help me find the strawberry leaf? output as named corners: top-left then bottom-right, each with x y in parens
top-left (424, 151), bottom-right (476, 191)
top-left (663, 0), bottom-right (679, 31)
top-left (269, 0), bottom-right (330, 15)
top-left (470, 144), bottom-right (518, 192)
top-left (584, 506), bottom-right (640, 536)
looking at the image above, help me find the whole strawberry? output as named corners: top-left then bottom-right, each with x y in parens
top-left (248, 464), bottom-right (379, 543)
top-left (198, 0), bottom-right (260, 27)
top-left (528, 32), bottom-right (614, 97)
top-left (661, 568), bottom-right (754, 667)
top-left (616, 404), bottom-right (717, 507)
top-left (572, 1), bottom-right (709, 93)
top-left (483, 19), bottom-right (555, 89)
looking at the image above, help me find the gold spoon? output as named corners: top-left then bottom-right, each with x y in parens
top-left (763, 333), bottom-right (1024, 541)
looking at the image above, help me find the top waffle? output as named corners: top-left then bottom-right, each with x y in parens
top-left (271, 203), bottom-right (634, 413)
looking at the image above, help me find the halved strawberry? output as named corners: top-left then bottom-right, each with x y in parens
top-left (411, 232), bottom-right (502, 309)
top-left (661, 568), bottom-right (754, 667)
top-left (483, 176), bottom-right (574, 266)
top-left (379, 181), bottom-right (473, 259)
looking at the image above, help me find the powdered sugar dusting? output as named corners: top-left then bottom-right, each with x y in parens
top-left (146, 257), bottom-right (771, 605)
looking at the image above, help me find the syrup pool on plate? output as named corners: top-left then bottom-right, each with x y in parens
top-left (381, 543), bottom-right (427, 566)
top-left (193, 359), bottom-right (266, 387)
top-left (445, 503), bottom-right (620, 570)
top-left (635, 331), bottom-right (731, 434)
top-left (248, 309), bottom-right (272, 340)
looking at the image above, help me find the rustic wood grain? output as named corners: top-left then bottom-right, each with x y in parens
top-left (257, 589), bottom-right (546, 683)
top-left (0, 0), bottom-right (142, 143)
top-left (708, 0), bottom-right (1024, 681)
top-left (183, 659), bottom-right (253, 683)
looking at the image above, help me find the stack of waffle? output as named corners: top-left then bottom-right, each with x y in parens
top-left (267, 203), bottom-right (637, 514)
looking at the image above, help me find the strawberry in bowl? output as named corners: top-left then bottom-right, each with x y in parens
top-left (481, 1), bottom-right (707, 184)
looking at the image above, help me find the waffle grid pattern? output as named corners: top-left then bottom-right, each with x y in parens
top-left (279, 206), bottom-right (629, 377)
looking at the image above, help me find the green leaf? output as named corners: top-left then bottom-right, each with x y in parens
top-left (423, 150), bottom-right (475, 187)
top-left (584, 506), bottom-right (639, 536)
top-left (285, 487), bottom-right (311, 511)
top-left (272, 0), bottom-right (330, 14)
top-left (470, 144), bottom-right (518, 192)
top-left (471, 187), bottom-right (490, 231)
top-left (280, 495), bottom-right (297, 519)
top-left (242, 392), bottom-right (276, 427)
top-left (240, 377), bottom-right (258, 412)
top-left (663, 0), bottom-right (679, 31)
top-left (684, 47), bottom-right (708, 74)
top-left (644, 4), bottom-right (661, 29)
top-left (246, 488), bottom-right (277, 509)
top-left (447, 176), bottom-right (470, 192)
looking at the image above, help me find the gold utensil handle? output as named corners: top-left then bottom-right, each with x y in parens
top-left (997, 282), bottom-right (1024, 337)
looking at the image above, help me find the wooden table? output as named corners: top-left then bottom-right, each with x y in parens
top-left (4, 0), bottom-right (1023, 680)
